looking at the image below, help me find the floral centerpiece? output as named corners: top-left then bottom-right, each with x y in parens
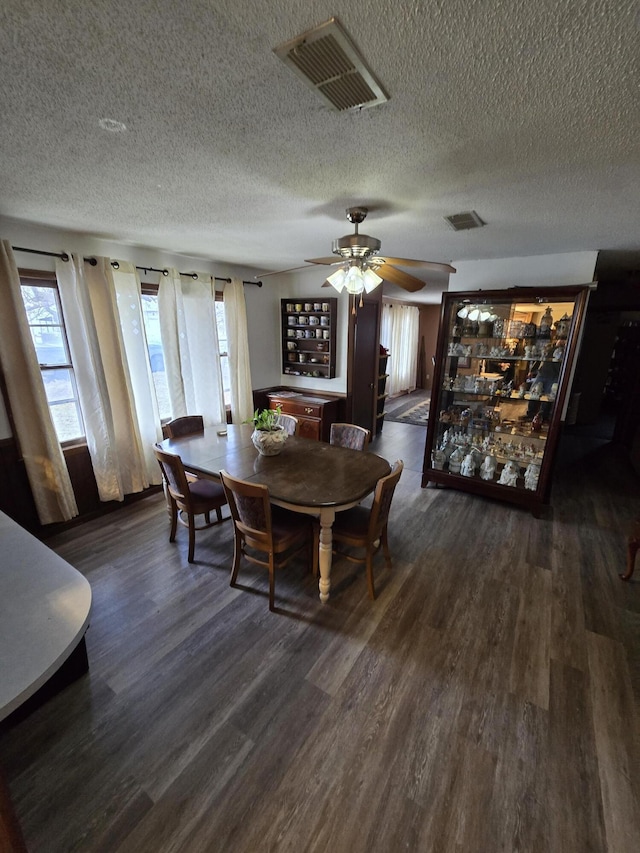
top-left (245, 406), bottom-right (288, 456)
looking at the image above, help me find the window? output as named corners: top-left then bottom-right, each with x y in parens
top-left (215, 297), bottom-right (231, 406)
top-left (140, 286), bottom-right (231, 419)
top-left (140, 287), bottom-right (171, 420)
top-left (20, 276), bottom-right (85, 443)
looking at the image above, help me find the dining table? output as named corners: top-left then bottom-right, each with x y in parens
top-left (159, 423), bottom-right (391, 602)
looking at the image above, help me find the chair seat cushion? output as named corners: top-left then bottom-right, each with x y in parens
top-left (332, 505), bottom-right (370, 538)
top-left (188, 479), bottom-right (226, 506)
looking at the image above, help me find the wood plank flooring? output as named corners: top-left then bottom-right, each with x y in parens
top-left (1, 419), bottom-right (639, 852)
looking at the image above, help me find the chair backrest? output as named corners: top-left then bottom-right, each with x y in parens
top-left (368, 460), bottom-right (404, 542)
top-left (220, 470), bottom-right (273, 551)
top-left (329, 423), bottom-right (371, 451)
top-left (166, 415), bottom-right (205, 438)
top-left (277, 413), bottom-right (298, 436)
top-left (154, 445), bottom-right (191, 503)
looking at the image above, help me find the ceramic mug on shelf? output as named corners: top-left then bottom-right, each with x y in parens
top-left (323, 329), bottom-right (330, 339)
top-left (295, 329), bottom-right (305, 338)
top-left (320, 316), bottom-right (329, 326)
top-left (304, 329), bottom-right (313, 338)
top-left (286, 303), bottom-right (294, 311)
top-left (299, 353), bottom-right (307, 363)
top-left (295, 303), bottom-right (303, 311)
top-left (287, 316), bottom-right (296, 325)
top-left (309, 316), bottom-right (319, 325)
top-left (322, 302), bottom-right (330, 312)
top-left (287, 341), bottom-right (296, 350)
top-left (299, 315), bottom-right (308, 325)
top-left (304, 303), bottom-right (313, 311)
top-left (313, 302), bottom-right (322, 311)
top-left (315, 329), bottom-right (323, 338)
top-left (287, 329), bottom-right (295, 337)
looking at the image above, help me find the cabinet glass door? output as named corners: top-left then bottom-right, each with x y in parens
top-left (423, 286), bottom-right (590, 513)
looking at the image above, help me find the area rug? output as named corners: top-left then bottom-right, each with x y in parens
top-left (385, 397), bottom-right (430, 426)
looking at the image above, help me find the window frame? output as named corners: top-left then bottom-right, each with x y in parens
top-left (18, 269), bottom-right (86, 447)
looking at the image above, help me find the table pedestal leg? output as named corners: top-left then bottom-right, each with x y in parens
top-left (318, 508), bottom-right (335, 603)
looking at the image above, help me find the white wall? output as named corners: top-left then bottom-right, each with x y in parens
top-left (268, 269), bottom-right (350, 395)
top-left (449, 251), bottom-right (598, 292)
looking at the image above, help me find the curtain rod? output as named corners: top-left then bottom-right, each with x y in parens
top-left (12, 246), bottom-right (262, 287)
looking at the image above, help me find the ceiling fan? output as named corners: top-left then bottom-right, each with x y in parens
top-left (257, 207), bottom-right (456, 295)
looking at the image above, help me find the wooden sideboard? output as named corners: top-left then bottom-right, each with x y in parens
top-left (266, 391), bottom-right (340, 442)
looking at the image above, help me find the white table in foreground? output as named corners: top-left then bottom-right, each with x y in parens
top-left (0, 511), bottom-right (92, 721)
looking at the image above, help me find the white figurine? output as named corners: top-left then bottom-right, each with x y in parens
top-left (480, 455), bottom-right (497, 480)
top-left (431, 449), bottom-right (445, 470)
top-left (497, 459), bottom-right (519, 487)
top-left (524, 462), bottom-right (540, 491)
top-left (448, 446), bottom-right (465, 474)
top-left (461, 453), bottom-right (476, 477)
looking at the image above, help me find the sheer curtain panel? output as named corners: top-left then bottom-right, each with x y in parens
top-left (158, 270), bottom-right (226, 426)
top-left (223, 277), bottom-right (254, 423)
top-left (109, 261), bottom-right (163, 485)
top-left (381, 302), bottom-right (420, 396)
top-left (56, 256), bottom-right (159, 499)
top-left (0, 241), bottom-right (78, 523)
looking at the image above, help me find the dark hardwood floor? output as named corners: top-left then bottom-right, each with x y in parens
top-left (1, 419), bottom-right (639, 852)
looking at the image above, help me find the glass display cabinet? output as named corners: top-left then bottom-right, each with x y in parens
top-left (422, 286), bottom-right (591, 515)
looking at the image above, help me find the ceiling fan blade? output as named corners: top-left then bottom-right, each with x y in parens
top-left (254, 263), bottom-right (323, 278)
top-left (304, 256), bottom-right (345, 266)
top-left (373, 257), bottom-right (456, 274)
top-left (376, 264), bottom-right (427, 293)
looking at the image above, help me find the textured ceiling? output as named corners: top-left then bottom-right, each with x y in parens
top-left (0, 0), bottom-right (638, 296)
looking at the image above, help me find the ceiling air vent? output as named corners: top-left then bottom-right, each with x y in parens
top-left (273, 17), bottom-right (389, 112)
top-left (444, 211), bottom-right (486, 231)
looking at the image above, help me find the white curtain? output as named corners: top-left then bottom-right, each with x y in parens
top-left (380, 302), bottom-right (420, 396)
top-left (109, 261), bottom-right (163, 484)
top-left (0, 241), bottom-right (78, 523)
top-left (56, 256), bottom-right (159, 499)
top-left (158, 270), bottom-right (226, 426)
top-left (223, 276), bottom-right (254, 423)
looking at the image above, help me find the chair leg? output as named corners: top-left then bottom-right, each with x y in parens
top-left (205, 511), bottom-right (211, 524)
top-left (381, 527), bottom-right (392, 568)
top-left (268, 554), bottom-right (276, 611)
top-left (230, 532), bottom-right (243, 586)
top-left (216, 506), bottom-right (223, 523)
top-left (168, 497), bottom-right (178, 543)
top-left (366, 547), bottom-right (376, 600)
top-left (187, 513), bottom-right (196, 563)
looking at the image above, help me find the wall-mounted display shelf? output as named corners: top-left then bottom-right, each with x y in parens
top-left (281, 298), bottom-right (337, 379)
top-left (421, 286), bottom-right (591, 516)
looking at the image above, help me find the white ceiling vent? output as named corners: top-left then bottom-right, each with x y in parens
top-left (444, 211), bottom-right (486, 231)
top-left (273, 17), bottom-right (389, 112)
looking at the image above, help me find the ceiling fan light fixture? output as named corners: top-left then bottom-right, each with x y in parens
top-left (327, 267), bottom-right (347, 291)
top-left (468, 308), bottom-right (480, 321)
top-left (363, 267), bottom-right (383, 292)
top-left (345, 265), bottom-right (364, 294)
top-left (457, 307), bottom-right (469, 319)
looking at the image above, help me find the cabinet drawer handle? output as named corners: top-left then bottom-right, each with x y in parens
top-left (304, 407), bottom-right (313, 414)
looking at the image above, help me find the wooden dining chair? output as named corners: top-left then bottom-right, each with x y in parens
top-left (220, 470), bottom-right (316, 611)
top-left (165, 415), bottom-right (204, 438)
top-left (322, 460), bottom-right (404, 599)
top-left (277, 413), bottom-right (298, 436)
top-left (329, 423), bottom-right (371, 451)
top-left (154, 445), bottom-right (227, 563)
